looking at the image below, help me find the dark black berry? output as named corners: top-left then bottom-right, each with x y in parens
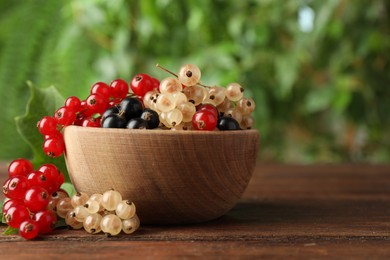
top-left (102, 106), bottom-right (120, 121)
top-left (140, 109), bottom-right (160, 129)
top-left (119, 98), bottom-right (144, 121)
top-left (217, 117), bottom-right (240, 131)
top-left (127, 118), bottom-right (148, 129)
top-left (101, 114), bottom-right (127, 128)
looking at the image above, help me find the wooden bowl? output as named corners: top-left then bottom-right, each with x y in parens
top-left (63, 126), bottom-right (259, 224)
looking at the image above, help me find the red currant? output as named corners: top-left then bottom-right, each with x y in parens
top-left (37, 164), bottom-right (61, 190)
top-left (91, 82), bottom-right (111, 101)
top-left (54, 106), bottom-right (76, 126)
top-left (197, 104), bottom-right (219, 118)
top-left (8, 158), bottom-right (34, 178)
top-left (27, 171), bottom-right (57, 194)
top-left (4, 205), bottom-right (30, 228)
top-left (130, 74), bottom-right (155, 97)
top-left (5, 176), bottom-right (29, 200)
top-left (151, 77), bottom-right (160, 91)
top-left (57, 173), bottom-right (65, 188)
top-left (37, 116), bottom-right (58, 136)
top-left (43, 135), bottom-right (65, 158)
top-left (19, 219), bottom-right (40, 240)
top-left (24, 186), bottom-right (50, 213)
top-left (81, 116), bottom-right (101, 127)
top-left (110, 79), bottom-right (129, 99)
top-left (65, 96), bottom-right (82, 112)
top-left (86, 94), bottom-right (108, 115)
top-left (33, 210), bottom-right (57, 235)
top-left (2, 199), bottom-right (23, 215)
top-left (192, 110), bottom-right (218, 131)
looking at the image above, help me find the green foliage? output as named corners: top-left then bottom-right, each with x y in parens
top-left (0, 0), bottom-right (389, 163)
top-left (15, 83), bottom-right (69, 181)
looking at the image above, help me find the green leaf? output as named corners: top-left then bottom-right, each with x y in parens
top-left (14, 82), bottom-right (69, 181)
top-left (61, 182), bottom-right (76, 198)
top-left (2, 226), bottom-right (18, 235)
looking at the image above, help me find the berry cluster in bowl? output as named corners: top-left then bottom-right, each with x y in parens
top-left (37, 64), bottom-right (256, 158)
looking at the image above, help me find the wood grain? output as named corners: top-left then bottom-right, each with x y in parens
top-left (63, 126), bottom-right (259, 224)
top-left (1, 164), bottom-right (390, 259)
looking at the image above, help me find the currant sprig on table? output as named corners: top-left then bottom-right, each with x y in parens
top-left (2, 158), bottom-right (66, 239)
top-left (37, 63), bottom-right (256, 158)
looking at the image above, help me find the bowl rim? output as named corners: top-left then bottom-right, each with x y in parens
top-left (64, 125), bottom-right (259, 136)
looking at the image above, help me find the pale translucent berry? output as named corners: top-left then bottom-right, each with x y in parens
top-left (177, 102), bottom-right (196, 122)
top-left (71, 192), bottom-right (89, 208)
top-left (206, 86), bottom-right (226, 106)
top-left (122, 215), bottom-right (140, 234)
top-left (159, 77), bottom-right (183, 94)
top-left (166, 109), bottom-right (183, 127)
top-left (178, 64), bottom-right (201, 86)
top-left (116, 200), bottom-right (136, 220)
top-left (88, 193), bottom-right (104, 212)
top-left (100, 214), bottom-right (122, 236)
top-left (240, 115), bottom-right (255, 129)
top-left (172, 92), bottom-right (188, 107)
top-left (74, 205), bottom-right (89, 222)
top-left (101, 190), bottom-right (122, 211)
top-left (217, 98), bottom-right (234, 114)
top-left (156, 93), bottom-right (176, 112)
top-left (237, 98), bottom-right (256, 115)
top-left (143, 90), bottom-right (159, 110)
top-left (183, 85), bottom-right (206, 106)
top-left (84, 199), bottom-right (100, 214)
top-left (65, 211), bottom-right (83, 229)
top-left (226, 83), bottom-right (244, 101)
top-left (56, 197), bottom-right (73, 218)
top-left (171, 122), bottom-right (194, 131)
top-left (224, 108), bottom-right (243, 124)
top-left (83, 213), bottom-right (102, 234)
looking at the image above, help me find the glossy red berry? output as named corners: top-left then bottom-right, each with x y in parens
top-left (8, 158), bottom-right (34, 178)
top-left (81, 116), bottom-right (101, 127)
top-left (91, 82), bottom-right (111, 101)
top-left (27, 171), bottom-right (57, 194)
top-left (86, 94), bottom-right (108, 114)
top-left (19, 219), bottom-right (40, 240)
top-left (110, 79), bottom-right (129, 99)
top-left (192, 110), bottom-right (218, 131)
top-left (24, 186), bottom-right (50, 213)
top-left (130, 74), bottom-right (155, 97)
top-left (43, 135), bottom-right (65, 158)
top-left (33, 210), bottom-right (57, 235)
top-left (37, 116), bottom-right (58, 136)
top-left (2, 199), bottom-right (23, 215)
top-left (5, 176), bottom-right (29, 200)
top-left (197, 104), bottom-right (219, 118)
top-left (65, 96), bottom-right (82, 112)
top-left (54, 106), bottom-right (76, 126)
top-left (151, 77), bottom-right (160, 91)
top-left (4, 205), bottom-right (30, 228)
top-left (37, 164), bottom-right (61, 190)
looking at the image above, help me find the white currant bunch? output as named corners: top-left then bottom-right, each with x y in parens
top-left (58, 189), bottom-right (140, 236)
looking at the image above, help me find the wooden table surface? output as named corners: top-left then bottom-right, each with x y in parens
top-left (0, 163), bottom-right (389, 259)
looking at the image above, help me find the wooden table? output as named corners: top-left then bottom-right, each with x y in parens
top-left (0, 163), bottom-right (389, 259)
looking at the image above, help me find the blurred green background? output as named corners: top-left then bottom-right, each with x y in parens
top-left (0, 0), bottom-right (389, 163)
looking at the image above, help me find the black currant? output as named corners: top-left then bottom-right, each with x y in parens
top-left (102, 106), bottom-right (120, 121)
top-left (140, 109), bottom-right (160, 129)
top-left (217, 117), bottom-right (240, 131)
top-left (102, 114), bottom-right (127, 128)
top-left (119, 98), bottom-right (144, 121)
top-left (127, 118), bottom-right (148, 129)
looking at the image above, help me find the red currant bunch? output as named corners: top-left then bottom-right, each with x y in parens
top-left (37, 79), bottom-right (135, 158)
top-left (2, 158), bottom-right (67, 240)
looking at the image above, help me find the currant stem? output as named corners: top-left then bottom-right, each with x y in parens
top-left (156, 64), bottom-right (178, 78)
